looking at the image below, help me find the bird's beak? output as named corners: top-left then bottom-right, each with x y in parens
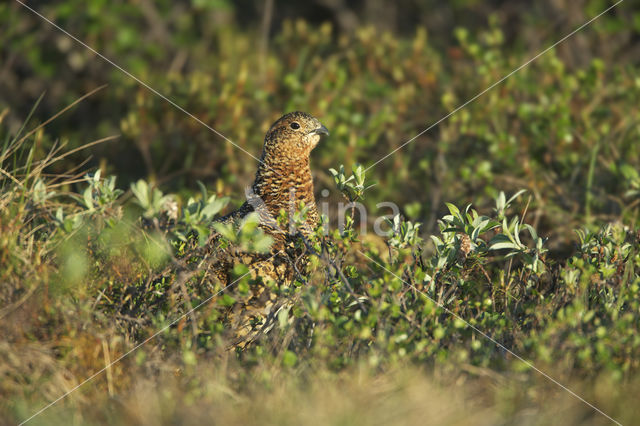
top-left (311, 124), bottom-right (330, 137)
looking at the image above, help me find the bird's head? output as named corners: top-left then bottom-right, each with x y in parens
top-left (261, 111), bottom-right (329, 165)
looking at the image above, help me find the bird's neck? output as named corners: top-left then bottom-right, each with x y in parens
top-left (251, 157), bottom-right (318, 228)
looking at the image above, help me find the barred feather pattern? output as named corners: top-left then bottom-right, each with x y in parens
top-left (210, 112), bottom-right (328, 348)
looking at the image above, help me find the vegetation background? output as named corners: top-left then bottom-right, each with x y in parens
top-left (1, 0), bottom-right (639, 424)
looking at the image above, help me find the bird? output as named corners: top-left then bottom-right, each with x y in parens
top-left (208, 111), bottom-right (330, 348)
top-left (217, 111), bottom-right (328, 241)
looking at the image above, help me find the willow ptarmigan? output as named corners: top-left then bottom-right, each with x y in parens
top-left (211, 111), bottom-right (329, 348)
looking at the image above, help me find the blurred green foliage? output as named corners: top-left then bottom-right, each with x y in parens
top-left (2, 1), bottom-right (639, 253)
top-left (1, 1), bottom-right (640, 424)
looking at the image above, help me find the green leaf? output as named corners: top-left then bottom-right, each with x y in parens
top-left (524, 224), bottom-right (538, 241)
top-left (282, 350), bottom-right (298, 367)
top-left (131, 180), bottom-right (150, 208)
top-left (201, 197), bottom-right (227, 220)
top-left (489, 234), bottom-right (518, 251)
top-left (506, 189), bottom-right (527, 207)
top-left (83, 187), bottom-right (93, 210)
top-left (218, 294), bottom-right (236, 307)
top-left (495, 191), bottom-right (506, 212)
top-left (253, 235), bottom-right (274, 253)
top-left (213, 222), bottom-right (237, 242)
top-left (445, 202), bottom-right (460, 216)
top-left (490, 241), bottom-right (520, 251)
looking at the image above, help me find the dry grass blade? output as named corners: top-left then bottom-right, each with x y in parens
top-left (2, 85), bottom-right (107, 162)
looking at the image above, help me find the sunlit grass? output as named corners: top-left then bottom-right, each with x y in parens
top-left (1, 5), bottom-right (639, 424)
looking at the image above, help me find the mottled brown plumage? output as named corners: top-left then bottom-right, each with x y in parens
top-left (219, 111), bottom-right (327, 237)
top-left (212, 111), bottom-right (329, 347)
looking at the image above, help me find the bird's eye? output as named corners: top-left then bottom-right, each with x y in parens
top-left (290, 122), bottom-right (300, 130)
